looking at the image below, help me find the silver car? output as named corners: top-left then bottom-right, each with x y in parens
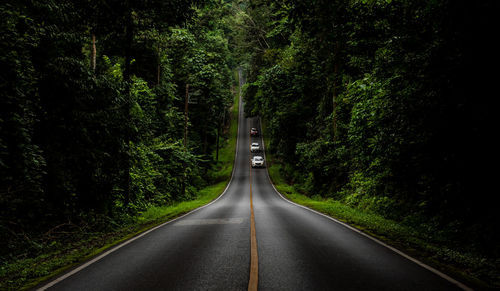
top-left (251, 156), bottom-right (264, 168)
top-left (250, 142), bottom-right (260, 152)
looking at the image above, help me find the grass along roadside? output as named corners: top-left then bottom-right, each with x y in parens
top-left (2, 74), bottom-right (241, 291)
top-left (14, 181), bottom-right (230, 290)
top-left (261, 122), bottom-right (494, 290)
top-left (19, 181), bottom-right (229, 290)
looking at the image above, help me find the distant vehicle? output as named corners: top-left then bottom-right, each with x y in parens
top-left (250, 128), bottom-right (259, 136)
top-left (250, 142), bottom-right (260, 152)
top-left (251, 156), bottom-right (264, 168)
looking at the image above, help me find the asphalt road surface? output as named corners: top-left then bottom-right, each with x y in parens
top-left (37, 85), bottom-right (466, 290)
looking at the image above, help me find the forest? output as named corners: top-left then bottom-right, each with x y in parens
top-left (1, 0), bottom-right (499, 289)
top-left (1, 0), bottom-right (240, 288)
top-left (240, 0), bottom-right (499, 287)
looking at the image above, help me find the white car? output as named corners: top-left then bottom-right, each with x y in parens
top-left (250, 142), bottom-right (260, 152)
top-left (251, 156), bottom-right (264, 168)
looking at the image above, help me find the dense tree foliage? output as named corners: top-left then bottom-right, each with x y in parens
top-left (0, 0), bottom-right (235, 261)
top-left (240, 0), bottom-right (499, 261)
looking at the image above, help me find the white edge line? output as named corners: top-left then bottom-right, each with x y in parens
top-left (257, 117), bottom-right (473, 291)
top-left (37, 76), bottom-right (243, 291)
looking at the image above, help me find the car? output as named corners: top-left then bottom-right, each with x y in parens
top-left (250, 128), bottom-right (258, 136)
top-left (250, 142), bottom-right (260, 152)
top-left (251, 156), bottom-right (264, 168)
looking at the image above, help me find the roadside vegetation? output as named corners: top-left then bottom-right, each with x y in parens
top-left (1, 72), bottom-right (239, 291)
top-left (0, 1), bottom-right (242, 289)
top-left (246, 0), bottom-right (499, 288)
top-left (265, 147), bottom-right (495, 289)
top-left (1, 74), bottom-right (240, 291)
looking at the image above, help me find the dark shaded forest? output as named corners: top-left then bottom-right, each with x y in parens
top-left (239, 0), bottom-right (499, 285)
top-left (1, 0), bottom-right (239, 269)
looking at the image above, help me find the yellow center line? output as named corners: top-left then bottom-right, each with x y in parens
top-left (248, 162), bottom-right (258, 291)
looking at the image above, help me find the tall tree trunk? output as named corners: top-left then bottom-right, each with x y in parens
top-left (181, 84), bottom-right (189, 197)
top-left (216, 123), bottom-right (220, 161)
top-left (203, 126), bottom-right (208, 154)
top-left (184, 84), bottom-right (189, 149)
top-left (122, 11), bottom-right (133, 206)
top-left (157, 44), bottom-right (161, 86)
top-left (332, 41), bottom-right (339, 141)
top-left (91, 32), bottom-right (96, 71)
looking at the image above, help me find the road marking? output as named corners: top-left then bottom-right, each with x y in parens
top-left (248, 159), bottom-right (259, 291)
top-left (174, 218), bottom-right (244, 226)
top-left (258, 118), bottom-right (473, 291)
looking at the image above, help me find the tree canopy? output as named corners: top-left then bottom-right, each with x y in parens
top-left (240, 0), bottom-right (499, 270)
top-left (0, 0), bottom-right (235, 261)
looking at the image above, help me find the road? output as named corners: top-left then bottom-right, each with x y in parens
top-left (37, 79), bottom-right (466, 290)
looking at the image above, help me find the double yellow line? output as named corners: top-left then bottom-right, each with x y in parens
top-left (248, 163), bottom-right (258, 291)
